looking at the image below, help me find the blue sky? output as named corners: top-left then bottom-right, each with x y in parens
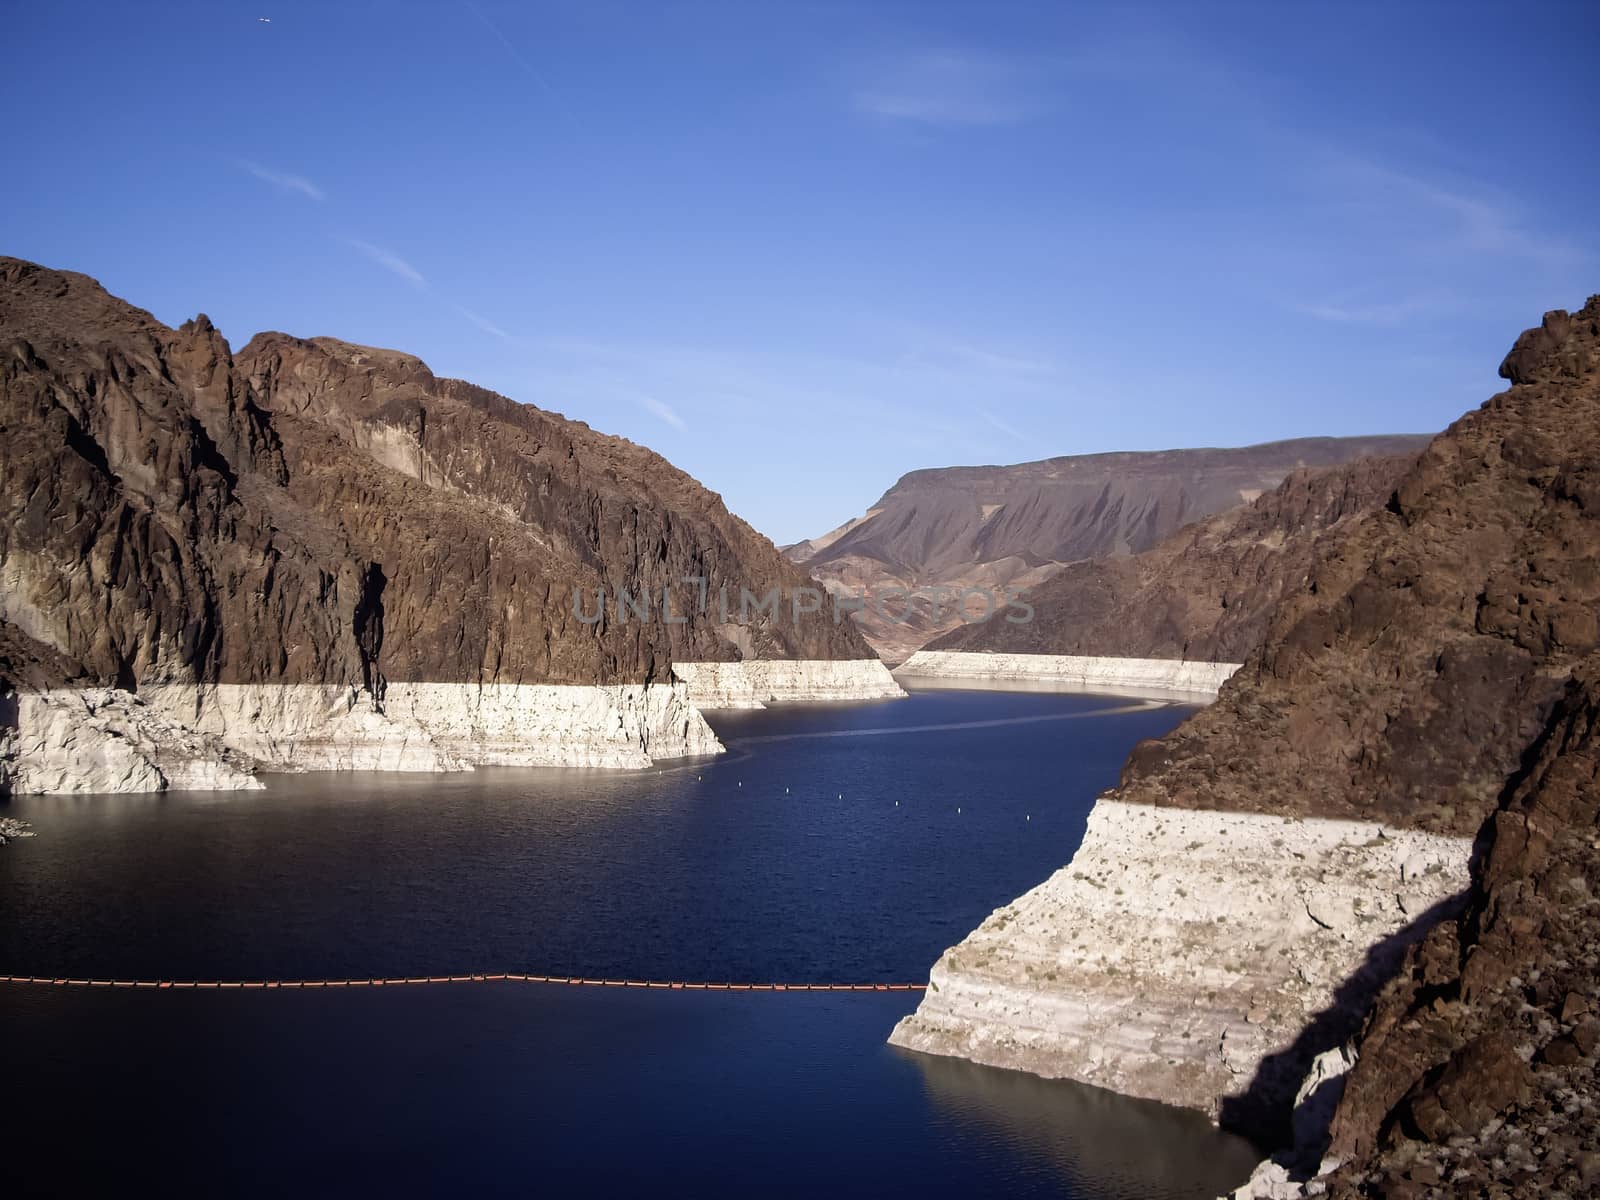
top-left (6, 1), bottom-right (1595, 544)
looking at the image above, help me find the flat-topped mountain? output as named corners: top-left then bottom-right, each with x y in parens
top-left (926, 450), bottom-right (1419, 663)
top-left (790, 434), bottom-right (1433, 662)
top-left (0, 257), bottom-right (890, 791)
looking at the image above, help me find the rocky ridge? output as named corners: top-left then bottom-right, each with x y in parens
top-left (1115, 303), bottom-right (1600, 837)
top-left (1242, 664), bottom-right (1600, 1198)
top-left (0, 258), bottom-right (881, 790)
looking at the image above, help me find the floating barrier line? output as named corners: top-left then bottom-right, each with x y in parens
top-left (0, 973), bottom-right (924, 993)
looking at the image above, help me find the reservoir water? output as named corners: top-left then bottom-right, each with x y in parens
top-left (0, 687), bottom-right (1260, 1197)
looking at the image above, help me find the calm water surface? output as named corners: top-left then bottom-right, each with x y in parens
top-left (0, 688), bottom-right (1260, 1198)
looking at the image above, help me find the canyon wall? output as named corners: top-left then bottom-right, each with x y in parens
top-left (892, 297), bottom-right (1600, 1160)
top-left (0, 257), bottom-right (879, 792)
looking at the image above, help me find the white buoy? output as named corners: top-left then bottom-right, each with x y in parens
top-left (957, 807), bottom-right (962, 814)
top-left (785, 787), bottom-right (789, 794)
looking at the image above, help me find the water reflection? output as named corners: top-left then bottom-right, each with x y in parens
top-left (902, 1047), bottom-right (1262, 1199)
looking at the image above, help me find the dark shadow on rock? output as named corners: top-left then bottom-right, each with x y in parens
top-left (1217, 889), bottom-right (1471, 1156)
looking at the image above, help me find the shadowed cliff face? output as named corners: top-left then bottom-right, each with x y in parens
top-left (789, 435), bottom-right (1432, 662)
top-left (0, 258), bottom-right (872, 693)
top-left (1315, 665), bottom-right (1600, 1197)
top-left (1112, 299), bottom-right (1600, 836)
top-left (929, 452), bottom-right (1419, 663)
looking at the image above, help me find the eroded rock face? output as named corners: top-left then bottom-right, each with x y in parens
top-left (0, 257), bottom-right (877, 789)
top-left (929, 453), bottom-right (1419, 665)
top-left (887, 802), bottom-right (1473, 1133)
top-left (1309, 667), bottom-right (1600, 1198)
top-left (1115, 300), bottom-right (1600, 836)
top-left (668, 659), bottom-right (905, 709)
top-left (4, 689), bottom-right (261, 794)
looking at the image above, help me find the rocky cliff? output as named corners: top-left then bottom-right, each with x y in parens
top-left (790, 435), bottom-right (1431, 662)
top-left (1306, 666), bottom-right (1600, 1198)
top-left (0, 257), bottom-right (880, 790)
top-left (891, 297), bottom-right (1600, 1161)
top-left (927, 452), bottom-right (1419, 664)
top-left (1113, 304), bottom-right (1600, 837)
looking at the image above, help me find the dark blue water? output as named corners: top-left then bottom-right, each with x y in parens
top-left (0, 688), bottom-right (1260, 1198)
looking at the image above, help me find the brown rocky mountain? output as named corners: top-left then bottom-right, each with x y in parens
top-left (0, 256), bottom-right (868, 693)
top-left (1318, 665), bottom-right (1600, 1197)
top-left (789, 435), bottom-right (1432, 662)
top-left (1115, 301), bottom-right (1600, 836)
top-left (0, 257), bottom-right (887, 789)
top-left (927, 451), bottom-right (1420, 663)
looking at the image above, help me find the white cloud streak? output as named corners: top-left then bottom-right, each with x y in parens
top-left (636, 393), bottom-right (687, 431)
top-left (346, 239), bottom-right (426, 288)
top-left (981, 410), bottom-right (1029, 441)
top-left (238, 159), bottom-right (325, 200)
top-left (455, 304), bottom-right (512, 340)
top-left (854, 51), bottom-right (1050, 126)
top-left (1314, 154), bottom-right (1581, 269)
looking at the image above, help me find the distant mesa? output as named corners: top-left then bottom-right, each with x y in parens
top-left (789, 434), bottom-right (1433, 663)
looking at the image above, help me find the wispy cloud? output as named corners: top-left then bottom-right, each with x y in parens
top-left (636, 393), bottom-right (686, 431)
top-left (1310, 153), bottom-right (1583, 269)
top-left (238, 159), bottom-right (325, 200)
top-left (460, 0), bottom-right (568, 115)
top-left (853, 51), bottom-right (1051, 126)
top-left (520, 331), bottom-right (1065, 460)
top-left (980, 410), bottom-right (1029, 441)
top-left (454, 304), bottom-right (511, 340)
top-left (346, 239), bottom-right (426, 288)
top-left (1293, 290), bottom-right (1456, 325)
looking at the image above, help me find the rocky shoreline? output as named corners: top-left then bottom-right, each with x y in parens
top-left (669, 659), bottom-right (905, 709)
top-left (1, 680), bottom-right (727, 794)
top-left (889, 802), bottom-right (1473, 1134)
top-left (894, 650), bottom-right (1240, 698)
top-left (1, 664), bottom-right (916, 793)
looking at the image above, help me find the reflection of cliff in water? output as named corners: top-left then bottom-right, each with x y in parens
top-left (900, 1047), bottom-right (1262, 1200)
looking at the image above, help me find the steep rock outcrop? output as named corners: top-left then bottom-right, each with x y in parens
top-left (1116, 303), bottom-right (1600, 836)
top-left (0, 258), bottom-right (880, 790)
top-left (1300, 665), bottom-right (1600, 1197)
